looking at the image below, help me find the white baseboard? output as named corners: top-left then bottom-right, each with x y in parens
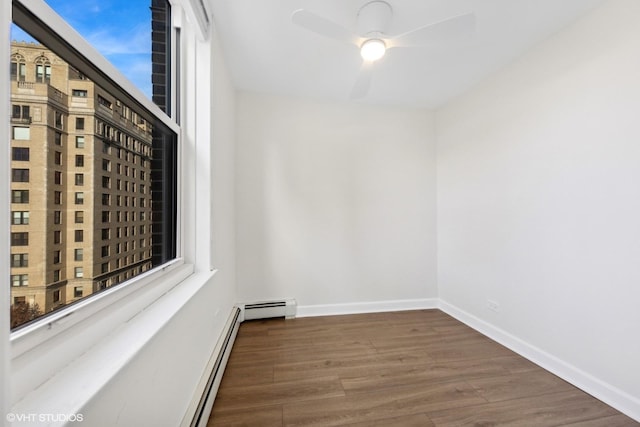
top-left (297, 298), bottom-right (439, 318)
top-left (438, 300), bottom-right (640, 423)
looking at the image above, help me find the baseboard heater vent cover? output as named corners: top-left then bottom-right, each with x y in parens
top-left (242, 299), bottom-right (297, 320)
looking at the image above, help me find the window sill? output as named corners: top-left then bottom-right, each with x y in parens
top-left (10, 267), bottom-right (217, 421)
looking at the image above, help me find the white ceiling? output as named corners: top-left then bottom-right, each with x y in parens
top-left (210, 0), bottom-right (605, 109)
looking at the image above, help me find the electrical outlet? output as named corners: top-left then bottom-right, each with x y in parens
top-left (487, 299), bottom-right (500, 312)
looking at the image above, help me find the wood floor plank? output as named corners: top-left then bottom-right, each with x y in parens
top-left (214, 376), bottom-right (345, 410)
top-left (210, 310), bottom-right (638, 427)
top-left (283, 381), bottom-right (485, 427)
top-left (427, 390), bottom-right (623, 426)
top-left (208, 404), bottom-right (283, 427)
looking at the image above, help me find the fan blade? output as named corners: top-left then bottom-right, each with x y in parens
top-left (389, 12), bottom-right (475, 48)
top-left (292, 9), bottom-right (359, 46)
top-left (350, 61), bottom-right (374, 99)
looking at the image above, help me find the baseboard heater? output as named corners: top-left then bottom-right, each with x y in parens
top-left (188, 307), bottom-right (241, 427)
top-left (241, 299), bottom-right (297, 321)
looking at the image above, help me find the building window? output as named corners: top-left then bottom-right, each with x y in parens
top-left (54, 210), bottom-right (62, 224)
top-left (101, 228), bottom-right (110, 240)
top-left (74, 230), bottom-right (84, 242)
top-left (75, 192), bottom-right (84, 205)
top-left (11, 53), bottom-right (26, 81)
top-left (74, 267), bottom-right (83, 278)
top-left (102, 211), bottom-right (110, 222)
top-left (53, 250), bottom-right (61, 264)
top-left (54, 171), bottom-right (62, 185)
top-left (11, 168), bottom-right (29, 182)
top-left (76, 117), bottom-right (85, 130)
top-left (12, 126), bottom-right (30, 140)
top-left (12, 211), bottom-right (30, 225)
top-left (12, 147), bottom-right (29, 161)
top-left (53, 270), bottom-right (61, 282)
top-left (72, 89), bottom-right (87, 97)
top-left (102, 159), bottom-right (111, 171)
top-left (11, 190), bottom-right (29, 203)
top-left (74, 248), bottom-right (83, 261)
top-left (102, 176), bottom-right (111, 189)
top-left (101, 263), bottom-right (109, 274)
top-left (35, 55), bottom-right (51, 83)
top-left (55, 132), bottom-right (62, 146)
top-left (74, 287), bottom-right (83, 298)
top-left (75, 155), bottom-right (84, 167)
top-left (11, 232), bottom-right (29, 246)
top-left (54, 151), bottom-right (62, 165)
top-left (75, 211), bottom-right (84, 223)
top-left (11, 254), bottom-right (29, 268)
top-left (54, 111), bottom-right (63, 129)
top-left (11, 275), bottom-right (29, 287)
top-left (53, 230), bottom-right (61, 244)
top-left (54, 191), bottom-right (62, 205)
top-left (53, 290), bottom-right (61, 303)
top-left (101, 245), bottom-right (109, 257)
top-left (75, 173), bottom-right (84, 185)
top-left (76, 136), bottom-right (85, 148)
top-left (102, 193), bottom-right (111, 206)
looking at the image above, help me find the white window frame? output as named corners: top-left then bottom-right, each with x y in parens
top-left (2, 0), bottom-right (211, 408)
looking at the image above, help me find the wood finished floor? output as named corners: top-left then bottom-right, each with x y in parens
top-left (208, 309), bottom-right (638, 426)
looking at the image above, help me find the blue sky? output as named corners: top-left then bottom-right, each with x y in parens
top-left (11, 0), bottom-right (152, 98)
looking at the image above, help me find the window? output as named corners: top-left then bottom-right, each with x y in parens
top-left (101, 263), bottom-right (109, 274)
top-left (35, 55), bottom-right (51, 83)
top-left (12, 168), bottom-right (29, 182)
top-left (53, 270), bottom-right (61, 282)
top-left (11, 232), bottom-right (29, 246)
top-left (12, 211), bottom-right (29, 225)
top-left (12, 126), bottom-right (30, 140)
top-left (11, 253), bottom-right (29, 268)
top-left (8, 0), bottom-right (179, 333)
top-left (53, 250), bottom-right (61, 264)
top-left (101, 245), bottom-right (109, 257)
top-left (12, 147), bottom-right (29, 161)
top-left (11, 53), bottom-right (26, 81)
top-left (12, 275), bottom-right (29, 287)
top-left (54, 111), bottom-right (63, 129)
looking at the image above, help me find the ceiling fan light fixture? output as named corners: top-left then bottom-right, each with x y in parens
top-left (360, 38), bottom-right (386, 61)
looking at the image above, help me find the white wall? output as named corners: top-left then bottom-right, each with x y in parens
top-left (236, 94), bottom-right (437, 312)
top-left (437, 0), bottom-right (640, 416)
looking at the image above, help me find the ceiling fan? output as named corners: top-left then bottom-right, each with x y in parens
top-left (292, 1), bottom-right (475, 99)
